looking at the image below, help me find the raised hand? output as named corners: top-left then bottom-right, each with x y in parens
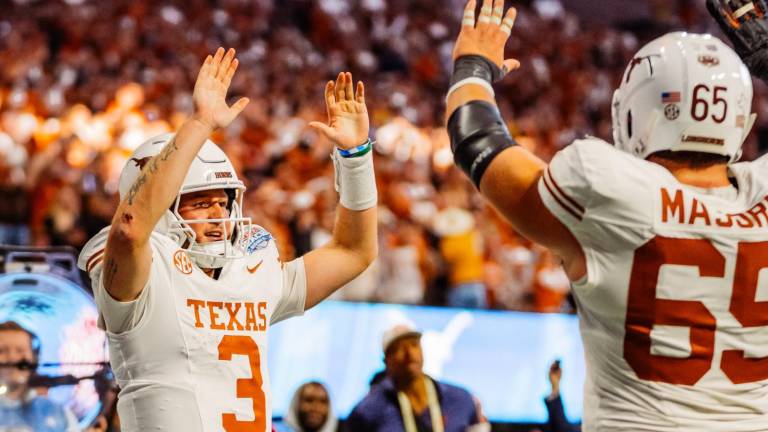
top-left (548, 360), bottom-right (562, 396)
top-left (453, 0), bottom-right (520, 78)
top-left (707, 0), bottom-right (768, 83)
top-left (192, 47), bottom-right (250, 130)
top-left (309, 72), bottom-right (370, 150)
top-left (708, 0), bottom-right (768, 56)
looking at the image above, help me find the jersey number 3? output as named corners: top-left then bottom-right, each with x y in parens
top-left (218, 335), bottom-right (266, 431)
top-left (624, 236), bottom-right (768, 385)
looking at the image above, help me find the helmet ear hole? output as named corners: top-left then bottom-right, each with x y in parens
top-left (224, 189), bottom-right (236, 212)
top-left (627, 111), bottom-right (633, 139)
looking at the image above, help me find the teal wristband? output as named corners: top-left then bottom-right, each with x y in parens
top-left (338, 139), bottom-right (374, 158)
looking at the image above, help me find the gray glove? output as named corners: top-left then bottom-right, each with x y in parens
top-left (707, 0), bottom-right (768, 83)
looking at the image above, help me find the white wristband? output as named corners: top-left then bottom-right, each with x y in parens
top-left (332, 149), bottom-right (377, 211)
top-left (446, 77), bottom-right (495, 103)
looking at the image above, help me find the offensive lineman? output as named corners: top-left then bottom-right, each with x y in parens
top-left (447, 0), bottom-right (768, 430)
top-left (77, 48), bottom-right (377, 431)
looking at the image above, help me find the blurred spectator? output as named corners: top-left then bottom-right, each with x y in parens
top-left (544, 360), bottom-right (580, 432)
top-left (377, 222), bottom-right (429, 304)
top-left (0, 131), bottom-right (30, 245)
top-left (0, 321), bottom-right (79, 432)
top-left (2, 0), bottom-right (761, 312)
top-left (434, 208), bottom-right (487, 308)
top-left (532, 250), bottom-right (571, 313)
top-left (346, 324), bottom-right (481, 432)
top-left (283, 381), bottom-right (338, 432)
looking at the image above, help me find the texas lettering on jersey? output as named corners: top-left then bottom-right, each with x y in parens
top-left (77, 225), bottom-right (306, 432)
top-left (187, 299), bottom-right (269, 331)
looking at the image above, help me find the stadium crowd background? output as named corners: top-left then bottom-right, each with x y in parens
top-left (2, 0), bottom-right (767, 313)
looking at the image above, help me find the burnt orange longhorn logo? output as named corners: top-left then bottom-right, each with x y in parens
top-left (129, 156), bottom-right (153, 171)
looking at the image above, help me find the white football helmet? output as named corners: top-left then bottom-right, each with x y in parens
top-left (118, 133), bottom-right (252, 269)
top-left (612, 32), bottom-right (756, 162)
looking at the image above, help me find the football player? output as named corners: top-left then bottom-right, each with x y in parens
top-left (77, 48), bottom-right (377, 431)
top-left (447, 0), bottom-right (768, 430)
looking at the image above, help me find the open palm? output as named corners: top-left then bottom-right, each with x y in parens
top-left (453, 0), bottom-right (520, 75)
top-left (310, 72), bottom-right (370, 150)
top-left (193, 47), bottom-right (249, 130)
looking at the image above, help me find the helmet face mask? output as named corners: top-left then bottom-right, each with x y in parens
top-left (118, 133), bottom-right (253, 269)
top-left (612, 32), bottom-right (756, 163)
top-left (171, 188), bottom-right (252, 269)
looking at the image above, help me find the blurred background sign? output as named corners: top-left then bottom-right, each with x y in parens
top-left (0, 247), bottom-right (108, 429)
top-left (268, 301), bottom-right (585, 423)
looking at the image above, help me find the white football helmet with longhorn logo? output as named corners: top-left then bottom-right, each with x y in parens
top-left (612, 32), bottom-right (756, 162)
top-left (117, 133), bottom-right (251, 269)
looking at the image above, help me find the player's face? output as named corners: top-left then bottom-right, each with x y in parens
top-left (0, 330), bottom-right (34, 391)
top-left (177, 189), bottom-right (233, 244)
top-left (298, 383), bottom-right (330, 431)
top-left (384, 336), bottom-right (423, 381)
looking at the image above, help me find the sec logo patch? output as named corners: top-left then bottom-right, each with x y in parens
top-left (173, 250), bottom-right (193, 274)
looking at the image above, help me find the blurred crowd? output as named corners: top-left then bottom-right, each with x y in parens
top-left (3, 0), bottom-right (768, 313)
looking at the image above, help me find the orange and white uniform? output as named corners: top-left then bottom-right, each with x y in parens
top-left (77, 225), bottom-right (306, 432)
top-left (539, 138), bottom-right (768, 431)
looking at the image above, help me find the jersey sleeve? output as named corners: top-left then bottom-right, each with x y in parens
top-left (537, 139), bottom-right (597, 226)
top-left (78, 228), bottom-right (171, 334)
top-left (537, 138), bottom-right (651, 247)
top-left (90, 258), bottom-right (153, 335)
top-left (271, 256), bottom-right (307, 325)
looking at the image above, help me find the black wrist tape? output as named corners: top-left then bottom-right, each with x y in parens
top-left (450, 55), bottom-right (503, 87)
top-left (447, 100), bottom-right (517, 188)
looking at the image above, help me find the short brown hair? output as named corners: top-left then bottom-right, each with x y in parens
top-left (649, 150), bottom-right (729, 169)
top-left (0, 321), bottom-right (39, 358)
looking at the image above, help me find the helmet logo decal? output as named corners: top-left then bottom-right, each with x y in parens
top-left (214, 172), bottom-right (233, 179)
top-left (625, 55), bottom-right (660, 83)
top-left (241, 228), bottom-right (272, 255)
top-left (129, 157), bottom-right (153, 171)
top-left (698, 55), bottom-right (720, 67)
top-left (173, 250), bottom-right (194, 274)
top-left (664, 104), bottom-right (680, 120)
top-left (661, 92), bottom-right (682, 104)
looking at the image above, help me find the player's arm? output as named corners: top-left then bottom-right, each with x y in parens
top-left (302, 72), bottom-right (378, 309)
top-left (708, 0), bottom-right (768, 84)
top-left (446, 0), bottom-right (584, 279)
top-left (103, 48), bottom-right (249, 301)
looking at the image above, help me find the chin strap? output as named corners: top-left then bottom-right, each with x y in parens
top-left (188, 241), bottom-right (228, 269)
top-left (636, 109), bottom-right (660, 157)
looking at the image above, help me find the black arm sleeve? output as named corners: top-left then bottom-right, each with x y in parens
top-left (447, 100), bottom-right (517, 188)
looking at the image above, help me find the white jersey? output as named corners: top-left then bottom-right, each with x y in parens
top-left (77, 226), bottom-right (306, 432)
top-left (538, 138), bottom-right (768, 431)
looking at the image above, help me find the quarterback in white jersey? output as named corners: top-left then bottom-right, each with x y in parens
top-left (446, 0), bottom-right (768, 430)
top-left (77, 48), bottom-right (377, 431)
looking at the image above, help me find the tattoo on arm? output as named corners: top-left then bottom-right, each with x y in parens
top-left (103, 257), bottom-right (118, 291)
top-left (126, 174), bottom-right (147, 205)
top-left (126, 138), bottom-right (179, 205)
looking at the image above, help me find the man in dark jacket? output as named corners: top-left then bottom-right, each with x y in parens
top-left (346, 324), bottom-right (486, 432)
